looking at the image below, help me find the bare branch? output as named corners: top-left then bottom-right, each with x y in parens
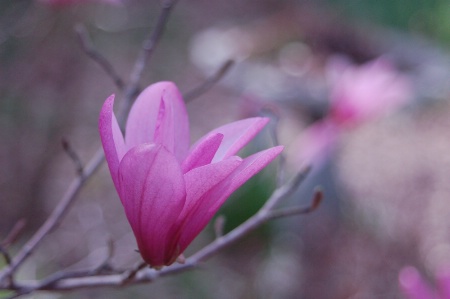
top-left (260, 165), bottom-right (311, 212)
top-left (122, 0), bottom-right (179, 120)
top-left (0, 1), bottom-right (181, 287)
top-left (75, 24), bottom-right (125, 90)
top-left (0, 247), bottom-right (11, 266)
top-left (0, 220), bottom-right (26, 268)
top-left (0, 2), bottom-right (321, 297)
top-left (97, 238), bottom-right (115, 272)
top-left (121, 262), bottom-right (147, 283)
top-left (0, 148), bottom-right (105, 286)
top-left (1, 219), bottom-right (26, 248)
top-left (266, 188), bottom-right (323, 220)
top-left (1, 166), bottom-right (317, 294)
top-left (61, 138), bottom-right (84, 175)
top-left (184, 60), bottom-right (235, 103)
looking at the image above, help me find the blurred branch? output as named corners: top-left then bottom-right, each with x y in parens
top-left (62, 138), bottom-right (84, 175)
top-left (262, 107), bottom-right (286, 187)
top-left (121, 262), bottom-right (147, 283)
top-left (262, 166), bottom-right (310, 212)
top-left (1, 219), bottom-right (26, 249)
top-left (0, 247), bottom-right (11, 266)
top-left (0, 219), bottom-right (26, 266)
top-left (2, 168), bottom-right (319, 294)
top-left (184, 59), bottom-right (235, 103)
top-left (266, 188), bottom-right (323, 220)
top-left (120, 0), bottom-right (179, 123)
top-left (0, 0), bottom-right (180, 289)
top-left (75, 24), bottom-right (125, 90)
top-left (0, 148), bottom-right (105, 287)
top-left (0, 1), bottom-right (321, 297)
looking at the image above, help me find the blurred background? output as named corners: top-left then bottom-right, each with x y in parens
top-left (1, 0), bottom-right (450, 298)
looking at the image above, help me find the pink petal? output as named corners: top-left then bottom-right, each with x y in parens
top-left (208, 145), bottom-right (283, 213)
top-left (98, 95), bottom-right (126, 190)
top-left (117, 143), bottom-right (186, 267)
top-left (399, 267), bottom-right (437, 299)
top-left (193, 117), bottom-right (269, 163)
top-left (176, 156), bottom-right (242, 251)
top-left (178, 146), bottom-right (283, 250)
top-left (181, 133), bottom-right (224, 174)
top-left (125, 82), bottom-right (190, 162)
top-left (437, 268), bottom-right (450, 298)
top-left (124, 86), bottom-right (159, 148)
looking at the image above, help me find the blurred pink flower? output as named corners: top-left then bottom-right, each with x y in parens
top-left (296, 57), bottom-right (412, 166)
top-left (327, 57), bottom-right (412, 127)
top-left (399, 266), bottom-right (450, 299)
top-left (99, 81), bottom-right (282, 268)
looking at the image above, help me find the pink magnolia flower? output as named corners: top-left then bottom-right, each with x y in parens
top-left (295, 57), bottom-right (412, 166)
top-left (327, 57), bottom-right (411, 127)
top-left (99, 81), bottom-right (283, 268)
top-left (399, 266), bottom-right (450, 299)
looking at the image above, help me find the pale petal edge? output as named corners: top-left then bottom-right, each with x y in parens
top-left (117, 143), bottom-right (186, 267)
top-left (191, 117), bottom-right (270, 163)
top-left (98, 94), bottom-right (126, 190)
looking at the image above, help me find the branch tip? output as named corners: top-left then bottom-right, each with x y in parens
top-left (2, 219), bottom-right (26, 248)
top-left (0, 246), bottom-right (11, 265)
top-left (290, 165), bottom-right (311, 189)
top-left (75, 23), bottom-right (125, 90)
top-left (184, 59), bottom-right (235, 103)
top-left (311, 188), bottom-right (323, 211)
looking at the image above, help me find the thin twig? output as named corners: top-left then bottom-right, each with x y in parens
top-left (121, 262), bottom-right (147, 284)
top-left (7, 241), bottom-right (121, 297)
top-left (261, 166), bottom-right (310, 213)
top-left (75, 24), bottom-right (125, 90)
top-left (184, 59), bottom-right (235, 103)
top-left (0, 247), bottom-right (11, 265)
top-left (1, 219), bottom-right (26, 248)
top-left (266, 188), bottom-right (323, 220)
top-left (62, 138), bottom-right (84, 175)
top-left (1, 168), bottom-right (317, 293)
top-left (96, 238), bottom-right (115, 272)
top-left (0, 1), bottom-right (180, 287)
top-left (0, 148), bottom-right (105, 286)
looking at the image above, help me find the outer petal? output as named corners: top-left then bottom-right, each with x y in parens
top-left (192, 117), bottom-right (269, 163)
top-left (125, 82), bottom-right (190, 162)
top-left (98, 95), bottom-right (126, 190)
top-left (399, 267), bottom-right (437, 299)
top-left (437, 268), bottom-right (450, 298)
top-left (178, 146), bottom-right (283, 251)
top-left (118, 143), bottom-right (186, 267)
top-left (180, 156), bottom-right (242, 218)
top-left (181, 133), bottom-right (224, 173)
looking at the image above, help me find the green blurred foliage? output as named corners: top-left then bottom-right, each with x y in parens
top-left (327, 0), bottom-right (450, 45)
